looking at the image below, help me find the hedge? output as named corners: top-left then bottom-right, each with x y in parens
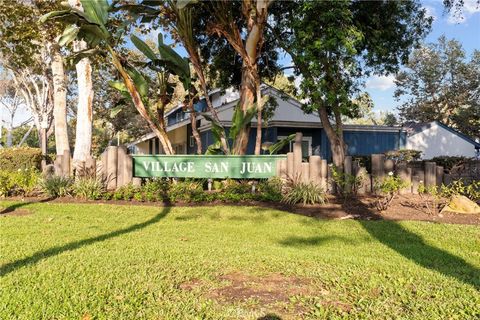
top-left (0, 147), bottom-right (43, 171)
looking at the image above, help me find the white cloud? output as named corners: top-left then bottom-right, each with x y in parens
top-left (423, 5), bottom-right (437, 21)
top-left (447, 0), bottom-right (480, 24)
top-left (365, 75), bottom-right (396, 91)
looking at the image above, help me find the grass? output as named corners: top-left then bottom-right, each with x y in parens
top-left (0, 201), bottom-right (479, 319)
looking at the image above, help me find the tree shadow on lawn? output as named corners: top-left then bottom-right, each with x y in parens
top-left (0, 197), bottom-right (54, 215)
top-left (279, 235), bottom-right (361, 247)
top-left (342, 198), bottom-right (480, 291)
top-left (0, 207), bottom-right (171, 277)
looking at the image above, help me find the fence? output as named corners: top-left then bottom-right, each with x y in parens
top-left (49, 132), bottom-right (476, 193)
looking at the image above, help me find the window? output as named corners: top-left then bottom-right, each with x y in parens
top-left (189, 136), bottom-right (195, 148)
top-left (277, 135), bottom-right (313, 158)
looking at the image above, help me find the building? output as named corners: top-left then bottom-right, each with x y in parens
top-left (405, 121), bottom-right (480, 159)
top-left (127, 85), bottom-right (407, 161)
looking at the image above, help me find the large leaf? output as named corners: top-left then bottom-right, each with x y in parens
top-left (268, 134), bottom-right (296, 155)
top-left (205, 141), bottom-right (223, 155)
top-left (125, 67), bottom-right (149, 99)
top-left (58, 25), bottom-right (80, 46)
top-left (131, 35), bottom-right (157, 61)
top-left (157, 34), bottom-right (190, 80)
top-left (80, 0), bottom-right (109, 25)
top-left (108, 81), bottom-right (128, 93)
top-left (39, 10), bottom-right (73, 23)
top-left (228, 104), bottom-right (256, 141)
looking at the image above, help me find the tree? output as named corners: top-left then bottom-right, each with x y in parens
top-left (0, 77), bottom-right (31, 147)
top-left (343, 92), bottom-right (398, 126)
top-left (396, 37), bottom-right (479, 139)
top-left (0, 0), bottom-right (70, 156)
top-left (42, 0), bottom-right (201, 155)
top-left (67, 0), bottom-right (94, 166)
top-left (270, 0), bottom-right (431, 168)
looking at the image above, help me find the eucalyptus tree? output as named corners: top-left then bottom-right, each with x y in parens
top-left (0, 0), bottom-right (69, 156)
top-left (269, 0), bottom-right (431, 168)
top-left (66, 0), bottom-right (95, 166)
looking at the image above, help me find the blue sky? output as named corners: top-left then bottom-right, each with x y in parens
top-left (363, 0), bottom-right (480, 114)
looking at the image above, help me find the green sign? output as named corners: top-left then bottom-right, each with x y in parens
top-left (133, 155), bottom-right (286, 179)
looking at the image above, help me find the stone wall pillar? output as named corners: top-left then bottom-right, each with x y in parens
top-left (436, 166), bottom-right (444, 187)
top-left (425, 162), bottom-right (436, 189)
top-left (301, 163), bottom-right (310, 183)
top-left (106, 146), bottom-right (118, 190)
top-left (287, 152), bottom-right (294, 179)
top-left (309, 155), bottom-right (321, 186)
top-left (293, 132), bottom-right (303, 178)
top-left (320, 159), bottom-right (328, 191)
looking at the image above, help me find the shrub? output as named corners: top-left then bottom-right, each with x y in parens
top-left (440, 179), bottom-right (480, 202)
top-left (0, 147), bottom-right (43, 171)
top-left (114, 183), bottom-right (138, 201)
top-left (385, 149), bottom-right (422, 164)
top-left (257, 177), bottom-right (283, 202)
top-left (0, 171), bottom-right (15, 197)
top-left (430, 156), bottom-right (470, 172)
top-left (418, 183), bottom-right (444, 215)
top-left (374, 173), bottom-right (409, 211)
top-left (143, 179), bottom-right (169, 202)
top-left (282, 179), bottom-right (326, 205)
top-left (331, 165), bottom-right (364, 199)
top-left (0, 168), bottom-right (40, 197)
top-left (169, 180), bottom-right (204, 202)
top-left (39, 176), bottom-right (73, 198)
top-left (73, 177), bottom-right (105, 200)
top-left (13, 168), bottom-right (39, 196)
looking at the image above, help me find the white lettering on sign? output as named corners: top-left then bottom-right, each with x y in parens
top-left (204, 161), bottom-right (229, 173)
top-left (240, 162), bottom-right (273, 174)
top-left (142, 161), bottom-right (195, 173)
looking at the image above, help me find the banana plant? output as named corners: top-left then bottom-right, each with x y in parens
top-left (40, 0), bottom-right (175, 154)
top-left (128, 33), bottom-right (204, 154)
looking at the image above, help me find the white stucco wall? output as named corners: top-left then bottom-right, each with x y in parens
top-left (406, 122), bottom-right (477, 159)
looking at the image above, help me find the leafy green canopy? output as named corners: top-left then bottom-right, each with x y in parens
top-left (269, 0), bottom-right (432, 117)
top-left (396, 37), bottom-right (480, 139)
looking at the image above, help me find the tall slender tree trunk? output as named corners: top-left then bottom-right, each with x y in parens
top-left (254, 79), bottom-right (263, 155)
top-left (69, 0), bottom-right (93, 165)
top-left (318, 105), bottom-right (346, 170)
top-left (50, 42), bottom-right (69, 155)
top-left (233, 64), bottom-right (257, 155)
top-left (186, 100), bottom-right (202, 154)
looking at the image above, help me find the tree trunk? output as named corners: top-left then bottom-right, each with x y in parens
top-left (186, 101), bottom-right (203, 154)
top-left (254, 80), bottom-right (263, 155)
top-left (185, 46), bottom-right (229, 154)
top-left (318, 105), bottom-right (346, 170)
top-left (69, 0), bottom-right (93, 165)
top-left (50, 43), bottom-right (69, 155)
top-left (39, 127), bottom-right (47, 170)
top-left (233, 65), bottom-right (256, 155)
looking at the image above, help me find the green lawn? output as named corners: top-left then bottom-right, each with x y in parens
top-left (1, 201), bottom-right (479, 319)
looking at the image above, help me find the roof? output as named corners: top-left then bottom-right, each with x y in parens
top-left (404, 121), bottom-right (480, 149)
top-left (127, 85), bottom-right (405, 147)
